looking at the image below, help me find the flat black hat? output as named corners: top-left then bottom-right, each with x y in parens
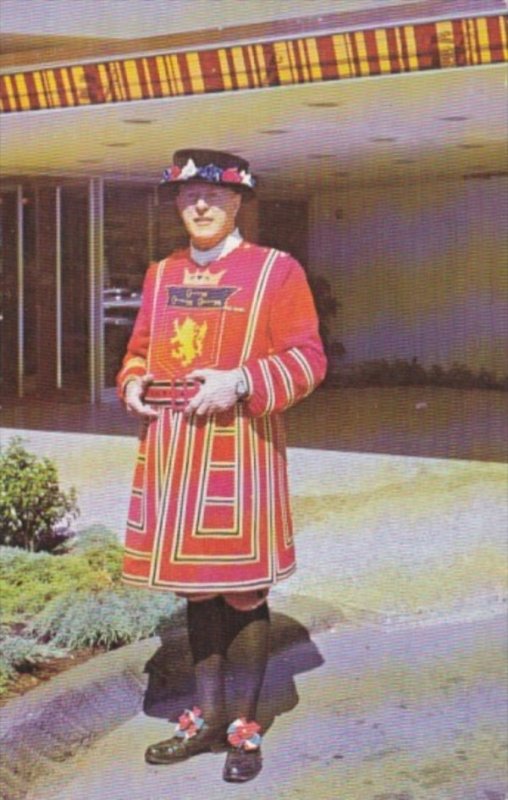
top-left (160, 148), bottom-right (256, 195)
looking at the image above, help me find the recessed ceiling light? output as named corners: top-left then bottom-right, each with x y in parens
top-left (305, 102), bottom-right (340, 108)
top-left (370, 137), bottom-right (397, 143)
top-left (122, 118), bottom-right (153, 124)
top-left (457, 143), bottom-right (485, 149)
top-left (438, 115), bottom-right (469, 121)
top-left (102, 142), bottom-right (133, 147)
top-left (258, 129), bottom-right (289, 135)
top-left (463, 170), bottom-right (508, 180)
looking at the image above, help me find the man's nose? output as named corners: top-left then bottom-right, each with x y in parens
top-left (195, 196), bottom-right (209, 212)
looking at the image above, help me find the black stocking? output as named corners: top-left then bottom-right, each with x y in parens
top-left (222, 600), bottom-right (270, 723)
top-left (186, 597), bottom-right (227, 729)
top-left (186, 597), bottom-right (271, 727)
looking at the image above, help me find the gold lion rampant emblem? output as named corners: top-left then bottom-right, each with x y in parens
top-left (170, 316), bottom-right (208, 367)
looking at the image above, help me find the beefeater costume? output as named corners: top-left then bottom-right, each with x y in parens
top-left (118, 206), bottom-right (326, 596)
top-left (117, 148), bottom-right (326, 782)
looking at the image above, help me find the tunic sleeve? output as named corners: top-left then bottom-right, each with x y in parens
top-left (116, 262), bottom-right (158, 398)
top-left (241, 258), bottom-right (327, 417)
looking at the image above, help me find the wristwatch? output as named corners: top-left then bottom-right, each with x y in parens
top-left (235, 372), bottom-right (249, 401)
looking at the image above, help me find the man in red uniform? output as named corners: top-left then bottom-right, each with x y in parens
top-left (118, 148), bottom-right (326, 782)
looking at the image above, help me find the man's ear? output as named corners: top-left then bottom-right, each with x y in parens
top-left (174, 189), bottom-right (184, 216)
top-left (231, 191), bottom-right (242, 217)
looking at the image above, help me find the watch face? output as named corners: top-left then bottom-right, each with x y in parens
top-left (235, 378), bottom-right (248, 398)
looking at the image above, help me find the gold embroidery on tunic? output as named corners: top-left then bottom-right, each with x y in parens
top-left (183, 267), bottom-right (226, 286)
top-left (170, 317), bottom-right (208, 366)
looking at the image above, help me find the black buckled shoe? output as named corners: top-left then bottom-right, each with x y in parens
top-left (145, 723), bottom-right (225, 764)
top-left (222, 717), bottom-right (263, 782)
top-left (145, 707), bottom-right (226, 765)
top-left (223, 746), bottom-right (263, 783)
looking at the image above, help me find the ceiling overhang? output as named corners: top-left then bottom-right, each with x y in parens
top-left (0, 2), bottom-right (506, 194)
top-left (0, 0), bottom-right (504, 71)
top-left (0, 6), bottom-right (506, 114)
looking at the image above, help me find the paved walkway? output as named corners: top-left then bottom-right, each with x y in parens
top-left (24, 616), bottom-right (508, 800)
top-left (1, 424), bottom-right (507, 799)
top-left (2, 426), bottom-right (507, 620)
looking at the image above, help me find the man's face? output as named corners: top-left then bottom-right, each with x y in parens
top-left (175, 182), bottom-right (242, 250)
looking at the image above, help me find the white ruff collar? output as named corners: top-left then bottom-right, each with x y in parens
top-left (191, 228), bottom-right (243, 266)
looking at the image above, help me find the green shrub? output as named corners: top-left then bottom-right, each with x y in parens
top-left (0, 437), bottom-right (79, 552)
top-left (0, 544), bottom-right (120, 625)
top-left (0, 662), bottom-right (10, 692)
top-left (0, 629), bottom-right (69, 693)
top-left (30, 588), bottom-right (179, 650)
top-left (0, 633), bottom-right (68, 678)
top-left (307, 273), bottom-right (340, 359)
top-left (0, 530), bottom-right (182, 695)
top-left (333, 358), bottom-right (508, 390)
top-left (65, 525), bottom-right (124, 581)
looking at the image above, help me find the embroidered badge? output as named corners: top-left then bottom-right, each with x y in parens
top-left (170, 317), bottom-right (208, 367)
top-left (183, 267), bottom-right (226, 286)
top-left (168, 286), bottom-right (237, 309)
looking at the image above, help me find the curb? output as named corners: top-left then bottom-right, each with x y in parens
top-left (2, 589), bottom-right (505, 800)
top-left (0, 639), bottom-right (154, 800)
top-left (0, 594), bottom-right (341, 800)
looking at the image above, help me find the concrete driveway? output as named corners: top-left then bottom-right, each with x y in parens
top-left (16, 615), bottom-right (508, 800)
top-left (0, 425), bottom-right (507, 800)
top-left (2, 426), bottom-right (506, 621)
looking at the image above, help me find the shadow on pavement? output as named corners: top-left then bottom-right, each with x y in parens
top-left (143, 611), bottom-right (324, 733)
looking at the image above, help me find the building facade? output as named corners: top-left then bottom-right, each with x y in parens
top-left (1, 0), bottom-right (507, 402)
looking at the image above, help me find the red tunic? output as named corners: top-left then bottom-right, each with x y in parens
top-left (117, 242), bottom-right (326, 593)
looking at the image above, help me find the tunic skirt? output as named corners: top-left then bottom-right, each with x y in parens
top-left (117, 242), bottom-right (327, 593)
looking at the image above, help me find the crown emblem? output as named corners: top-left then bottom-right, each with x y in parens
top-left (183, 267), bottom-right (226, 286)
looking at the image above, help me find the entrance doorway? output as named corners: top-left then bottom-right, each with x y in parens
top-left (0, 183), bottom-right (90, 401)
top-left (258, 200), bottom-right (308, 267)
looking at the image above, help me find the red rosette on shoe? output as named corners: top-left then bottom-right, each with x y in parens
top-left (226, 718), bottom-right (262, 751)
top-left (174, 707), bottom-right (205, 740)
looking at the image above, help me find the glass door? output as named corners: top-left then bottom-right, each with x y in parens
top-left (0, 183), bottom-right (92, 401)
top-left (0, 188), bottom-right (20, 397)
top-left (60, 184), bottom-right (90, 398)
top-left (0, 186), bottom-right (35, 398)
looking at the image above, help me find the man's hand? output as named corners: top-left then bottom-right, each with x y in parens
top-left (185, 368), bottom-right (244, 417)
top-left (124, 374), bottom-right (159, 420)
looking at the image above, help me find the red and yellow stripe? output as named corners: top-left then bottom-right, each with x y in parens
top-left (0, 14), bottom-right (506, 114)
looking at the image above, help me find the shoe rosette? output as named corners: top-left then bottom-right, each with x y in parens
top-left (227, 718), bottom-right (262, 751)
top-left (174, 707), bottom-right (205, 740)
